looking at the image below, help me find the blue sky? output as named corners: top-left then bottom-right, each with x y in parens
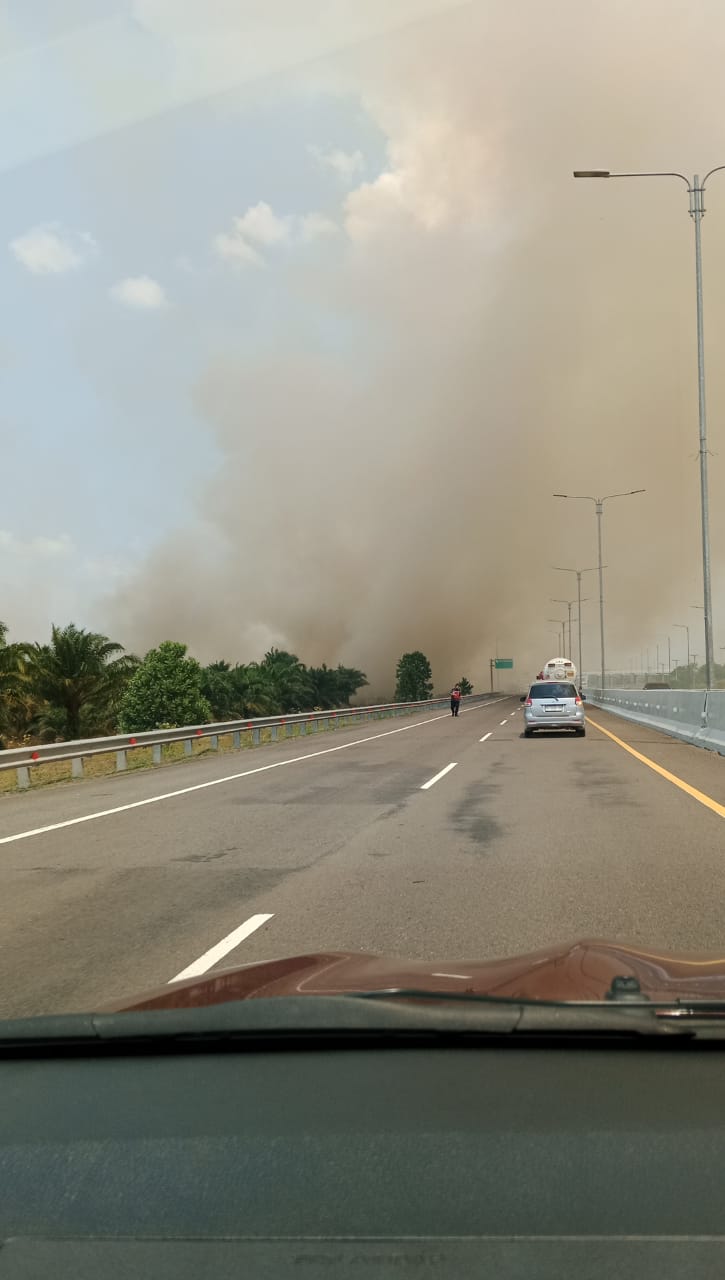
top-left (0, 0), bottom-right (402, 640)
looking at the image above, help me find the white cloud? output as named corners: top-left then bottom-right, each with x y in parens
top-left (9, 224), bottom-right (97, 275)
top-left (299, 212), bottom-right (339, 242)
top-left (236, 201), bottom-right (291, 246)
top-left (215, 201), bottom-right (338, 266)
top-left (0, 530), bottom-right (74, 558)
top-left (213, 230), bottom-right (264, 267)
top-left (213, 202), bottom-right (292, 267)
top-left (109, 275), bottom-right (168, 309)
top-left (309, 145), bottom-right (365, 183)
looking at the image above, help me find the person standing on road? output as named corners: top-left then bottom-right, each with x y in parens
top-left (450, 685), bottom-right (462, 717)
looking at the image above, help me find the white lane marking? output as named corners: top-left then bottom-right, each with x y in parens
top-left (421, 762), bottom-right (457, 790)
top-left (169, 913), bottom-right (274, 982)
top-left (432, 972), bottom-right (472, 980)
top-left (461, 697), bottom-right (507, 714)
top-left (500, 720), bottom-right (508, 726)
top-left (0, 701), bottom-right (510, 847)
top-left (480, 732), bottom-right (492, 743)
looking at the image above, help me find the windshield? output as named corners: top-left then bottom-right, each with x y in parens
top-left (2, 2), bottom-right (725, 1027)
top-left (529, 683), bottom-right (578, 699)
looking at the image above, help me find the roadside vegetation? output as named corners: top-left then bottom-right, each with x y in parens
top-left (0, 625), bottom-right (478, 748)
top-left (0, 623), bottom-right (370, 745)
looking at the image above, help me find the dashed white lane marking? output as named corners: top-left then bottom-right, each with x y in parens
top-left (432, 972), bottom-right (472, 980)
top-left (500, 720), bottom-right (508, 726)
top-left (169, 913), bottom-right (274, 982)
top-left (480, 732), bottom-right (492, 743)
top-left (420, 762), bottom-right (457, 790)
top-left (0, 701), bottom-right (510, 847)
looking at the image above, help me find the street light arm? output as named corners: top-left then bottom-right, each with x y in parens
top-left (602, 489), bottom-right (646, 502)
top-left (574, 170), bottom-right (689, 186)
top-left (553, 493), bottom-right (596, 502)
top-left (703, 164), bottom-right (725, 186)
top-left (608, 171), bottom-right (690, 185)
top-left (552, 565), bottom-right (603, 574)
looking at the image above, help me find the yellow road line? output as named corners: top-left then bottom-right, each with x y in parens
top-left (587, 715), bottom-right (725, 820)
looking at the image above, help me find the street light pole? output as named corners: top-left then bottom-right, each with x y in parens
top-left (674, 623), bottom-right (691, 685)
top-left (692, 177), bottom-right (715, 692)
top-left (554, 490), bottom-right (645, 691)
top-left (553, 596), bottom-right (589, 665)
top-left (551, 598), bottom-right (583, 660)
top-left (553, 566), bottom-right (598, 680)
top-left (548, 619), bottom-right (566, 654)
top-left (573, 165), bottom-right (725, 689)
top-left (596, 500), bottom-right (605, 689)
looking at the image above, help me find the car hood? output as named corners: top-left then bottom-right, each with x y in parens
top-left (107, 938), bottom-right (725, 1011)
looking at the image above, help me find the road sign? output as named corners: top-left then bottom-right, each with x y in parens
top-left (494, 658), bottom-right (514, 669)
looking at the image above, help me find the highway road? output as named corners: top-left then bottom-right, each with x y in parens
top-left (3, 694), bottom-right (725, 1018)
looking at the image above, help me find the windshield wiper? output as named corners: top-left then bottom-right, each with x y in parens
top-left (1, 993), bottom-right (722, 1054)
top-left (350, 987), bottom-right (725, 1015)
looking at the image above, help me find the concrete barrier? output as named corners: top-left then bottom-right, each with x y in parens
top-left (695, 691), bottom-right (725, 756)
top-left (589, 689), bottom-right (706, 746)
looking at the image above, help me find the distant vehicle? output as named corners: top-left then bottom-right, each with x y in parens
top-left (644, 682), bottom-right (672, 690)
top-left (521, 681), bottom-right (586, 737)
top-left (540, 656), bottom-right (577, 684)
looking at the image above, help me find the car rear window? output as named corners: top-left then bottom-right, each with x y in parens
top-left (529, 683), bottom-right (577, 699)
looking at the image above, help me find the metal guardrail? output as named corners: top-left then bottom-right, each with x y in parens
top-left (2, 693), bottom-right (494, 789)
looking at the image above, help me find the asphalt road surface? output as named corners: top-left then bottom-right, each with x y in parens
top-left (3, 695), bottom-right (725, 1018)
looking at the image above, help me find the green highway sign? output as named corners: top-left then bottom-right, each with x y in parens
top-left (494, 659), bottom-right (514, 669)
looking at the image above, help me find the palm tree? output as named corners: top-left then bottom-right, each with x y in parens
top-left (259, 649), bottom-right (313, 712)
top-left (201, 660), bottom-right (237, 720)
top-left (27, 623), bottom-right (137, 740)
top-left (0, 622), bottom-right (32, 745)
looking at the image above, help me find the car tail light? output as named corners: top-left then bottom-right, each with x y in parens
top-left (575, 697), bottom-right (583, 705)
top-left (525, 698), bottom-right (532, 707)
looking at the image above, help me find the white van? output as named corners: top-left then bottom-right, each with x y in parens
top-left (541, 657), bottom-right (577, 684)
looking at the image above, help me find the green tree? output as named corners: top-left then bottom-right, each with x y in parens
top-left (308, 663), bottom-right (369, 707)
top-left (201, 660), bottom-right (238, 720)
top-left (0, 622), bottom-right (32, 745)
top-left (394, 651), bottom-right (433, 702)
top-left (242, 649), bottom-right (313, 715)
top-left (458, 676), bottom-right (473, 696)
top-left (119, 641), bottom-right (211, 732)
top-left (28, 623), bottom-right (137, 740)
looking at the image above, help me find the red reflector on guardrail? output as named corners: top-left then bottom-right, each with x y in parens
top-left (31, 751), bottom-right (39, 761)
top-left (129, 737), bottom-right (137, 746)
top-left (196, 729), bottom-right (203, 736)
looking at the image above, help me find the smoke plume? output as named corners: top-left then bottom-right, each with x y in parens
top-left (105, 0), bottom-right (725, 690)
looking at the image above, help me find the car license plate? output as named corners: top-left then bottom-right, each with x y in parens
top-left (544, 705), bottom-right (560, 712)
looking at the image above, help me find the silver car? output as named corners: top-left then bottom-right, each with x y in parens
top-left (521, 681), bottom-right (586, 737)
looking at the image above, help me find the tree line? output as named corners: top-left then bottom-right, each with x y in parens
top-left (0, 624), bottom-right (368, 745)
top-left (0, 628), bottom-right (474, 747)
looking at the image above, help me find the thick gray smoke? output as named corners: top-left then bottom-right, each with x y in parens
top-left (105, 0), bottom-right (725, 691)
